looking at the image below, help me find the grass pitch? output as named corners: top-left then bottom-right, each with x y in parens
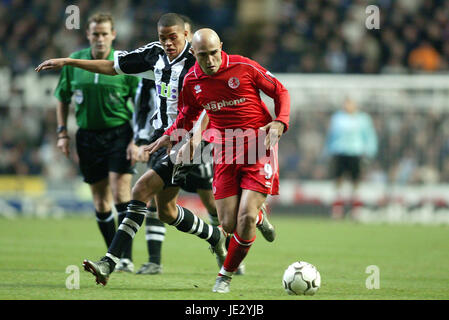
top-left (1, 215), bottom-right (448, 300)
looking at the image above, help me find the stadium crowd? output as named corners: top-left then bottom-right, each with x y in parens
top-left (253, 0), bottom-right (449, 73)
top-left (1, 0), bottom-right (448, 74)
top-left (1, 0), bottom-right (449, 185)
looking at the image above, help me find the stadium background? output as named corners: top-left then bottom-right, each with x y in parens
top-left (1, 0), bottom-right (449, 225)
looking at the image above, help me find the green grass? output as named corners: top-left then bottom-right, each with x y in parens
top-left (1, 216), bottom-right (448, 300)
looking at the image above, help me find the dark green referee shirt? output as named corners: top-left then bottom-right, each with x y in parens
top-left (54, 47), bottom-right (139, 130)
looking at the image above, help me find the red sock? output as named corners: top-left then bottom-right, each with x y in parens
top-left (220, 232), bottom-right (255, 276)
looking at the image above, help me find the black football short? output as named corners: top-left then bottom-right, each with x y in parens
top-left (148, 148), bottom-right (213, 192)
top-left (181, 161), bottom-right (213, 193)
top-left (332, 155), bottom-right (362, 182)
top-left (148, 147), bottom-right (177, 188)
top-left (76, 122), bottom-right (135, 184)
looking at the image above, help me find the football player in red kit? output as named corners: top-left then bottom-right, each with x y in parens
top-left (147, 28), bottom-right (290, 293)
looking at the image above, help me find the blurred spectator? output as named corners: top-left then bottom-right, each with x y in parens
top-left (323, 97), bottom-right (378, 218)
top-left (324, 39), bottom-right (347, 73)
top-left (408, 41), bottom-right (441, 72)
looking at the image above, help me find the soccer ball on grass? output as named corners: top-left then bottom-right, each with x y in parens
top-left (282, 261), bottom-right (321, 295)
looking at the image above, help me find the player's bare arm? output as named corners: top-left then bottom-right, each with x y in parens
top-left (35, 58), bottom-right (117, 75)
top-left (56, 101), bottom-right (70, 157)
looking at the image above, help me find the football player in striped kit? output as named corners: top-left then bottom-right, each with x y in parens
top-left (37, 13), bottom-right (275, 287)
top-left (37, 13), bottom-right (228, 286)
top-left (130, 16), bottom-right (247, 276)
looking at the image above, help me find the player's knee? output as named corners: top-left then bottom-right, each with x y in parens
top-left (221, 221), bottom-right (236, 234)
top-left (93, 198), bottom-right (111, 213)
top-left (219, 215), bottom-right (236, 234)
top-left (131, 183), bottom-right (143, 200)
top-left (131, 179), bottom-right (154, 202)
top-left (237, 210), bottom-right (257, 228)
top-left (110, 175), bottom-right (132, 202)
top-left (221, 223), bottom-right (235, 234)
top-left (111, 189), bottom-right (131, 205)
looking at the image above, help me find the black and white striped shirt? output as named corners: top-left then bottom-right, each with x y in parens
top-left (114, 41), bottom-right (195, 136)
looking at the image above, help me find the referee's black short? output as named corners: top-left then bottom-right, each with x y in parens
top-left (331, 155), bottom-right (362, 182)
top-left (149, 148), bottom-right (213, 192)
top-left (76, 122), bottom-right (135, 184)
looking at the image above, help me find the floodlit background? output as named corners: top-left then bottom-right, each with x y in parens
top-left (1, 0), bottom-right (449, 224)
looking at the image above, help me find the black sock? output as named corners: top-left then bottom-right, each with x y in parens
top-left (170, 205), bottom-right (220, 246)
top-left (95, 211), bottom-right (115, 248)
top-left (145, 207), bottom-right (165, 265)
top-left (116, 202), bottom-right (133, 261)
top-left (107, 200), bottom-right (147, 267)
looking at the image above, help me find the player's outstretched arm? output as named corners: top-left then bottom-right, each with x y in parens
top-left (35, 58), bottom-right (117, 75)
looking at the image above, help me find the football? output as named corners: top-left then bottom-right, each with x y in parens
top-left (282, 261), bottom-right (321, 295)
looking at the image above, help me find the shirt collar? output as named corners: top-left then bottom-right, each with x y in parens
top-left (194, 50), bottom-right (229, 78)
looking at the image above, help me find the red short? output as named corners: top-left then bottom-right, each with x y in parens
top-left (212, 145), bottom-right (279, 200)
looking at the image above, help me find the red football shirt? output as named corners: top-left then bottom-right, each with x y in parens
top-left (164, 51), bottom-right (290, 144)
